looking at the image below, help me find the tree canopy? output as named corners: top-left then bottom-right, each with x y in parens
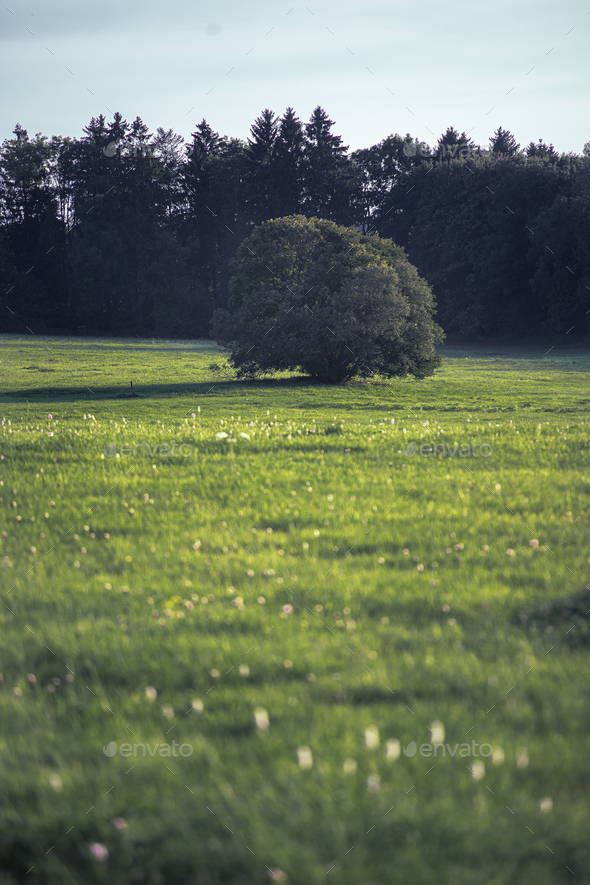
top-left (211, 216), bottom-right (444, 382)
top-left (1, 109), bottom-right (589, 342)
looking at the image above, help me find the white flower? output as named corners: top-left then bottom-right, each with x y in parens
top-left (539, 797), bottom-right (553, 813)
top-left (470, 760), bottom-right (485, 781)
top-left (216, 432), bottom-right (228, 439)
top-left (386, 739), bottom-right (401, 761)
top-left (516, 748), bottom-right (529, 768)
top-left (367, 773), bottom-right (381, 792)
top-left (471, 759), bottom-right (486, 781)
top-left (49, 773), bottom-right (63, 791)
top-left (343, 758), bottom-right (357, 774)
top-left (297, 746), bottom-right (313, 769)
top-left (492, 746), bottom-right (505, 765)
top-left (254, 707), bottom-right (269, 730)
top-left (430, 720), bottom-right (445, 744)
top-left (240, 432), bottom-right (250, 439)
top-left (238, 664), bottom-right (250, 677)
top-left (364, 726), bottom-right (380, 749)
top-left (192, 698), bottom-right (204, 713)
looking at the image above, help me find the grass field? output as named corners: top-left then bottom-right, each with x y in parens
top-left (1, 335), bottom-right (589, 885)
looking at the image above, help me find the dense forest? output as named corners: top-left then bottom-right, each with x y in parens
top-left (1, 107), bottom-right (589, 341)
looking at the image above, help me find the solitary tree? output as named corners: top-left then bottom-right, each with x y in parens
top-left (211, 216), bottom-right (444, 382)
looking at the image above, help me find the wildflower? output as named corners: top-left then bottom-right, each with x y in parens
top-left (470, 760), bottom-right (485, 780)
top-left (268, 869), bottom-right (286, 881)
top-left (48, 414), bottom-right (53, 419)
top-left (506, 548), bottom-right (515, 556)
top-left (539, 797), bottom-right (553, 812)
top-left (111, 817), bottom-right (128, 831)
top-left (367, 773), bottom-right (381, 792)
top-left (89, 843), bottom-right (109, 861)
top-left (254, 707), bottom-right (269, 730)
top-left (49, 773), bottom-right (63, 791)
top-left (216, 432), bottom-right (228, 439)
top-left (297, 746), bottom-right (313, 769)
top-left (386, 739), bottom-right (401, 761)
top-left (145, 686), bottom-right (157, 701)
top-left (162, 705), bottom-right (174, 719)
top-left (343, 758), bottom-right (357, 774)
top-left (492, 747), bottom-right (505, 765)
top-left (192, 699), bottom-right (204, 712)
top-left (27, 673), bottom-right (37, 684)
top-left (283, 659), bottom-right (293, 668)
top-left (530, 539), bottom-right (539, 547)
top-left (238, 664), bottom-right (250, 677)
top-left (417, 564), bottom-right (424, 572)
top-left (364, 726), bottom-right (380, 749)
top-left (283, 604), bottom-right (293, 614)
top-left (516, 748), bottom-right (529, 768)
top-left (430, 721), bottom-right (445, 744)
top-left (454, 543), bottom-right (464, 551)
top-left (210, 669), bottom-right (220, 678)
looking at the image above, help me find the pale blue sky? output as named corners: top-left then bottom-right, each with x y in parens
top-left (1, 0), bottom-right (589, 152)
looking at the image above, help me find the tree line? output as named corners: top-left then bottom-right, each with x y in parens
top-left (1, 108), bottom-right (589, 340)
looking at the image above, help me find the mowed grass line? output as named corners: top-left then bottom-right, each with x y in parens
top-left (0, 336), bottom-right (589, 885)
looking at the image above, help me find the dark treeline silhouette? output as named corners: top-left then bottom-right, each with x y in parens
top-left (1, 109), bottom-right (589, 341)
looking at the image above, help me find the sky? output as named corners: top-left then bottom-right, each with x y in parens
top-left (1, 0), bottom-right (589, 153)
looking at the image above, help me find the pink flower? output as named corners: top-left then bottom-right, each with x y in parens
top-left (530, 539), bottom-right (539, 547)
top-left (89, 842), bottom-right (109, 861)
top-left (268, 870), bottom-right (286, 882)
top-left (506, 548), bottom-right (515, 556)
top-left (185, 601), bottom-right (194, 610)
top-left (283, 604), bottom-right (293, 614)
top-left (27, 673), bottom-right (36, 683)
top-left (48, 432), bottom-right (53, 437)
top-left (48, 414), bottom-right (53, 419)
top-left (110, 817), bottom-right (128, 831)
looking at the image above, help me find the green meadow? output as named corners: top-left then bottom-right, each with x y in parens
top-left (1, 335), bottom-right (589, 885)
